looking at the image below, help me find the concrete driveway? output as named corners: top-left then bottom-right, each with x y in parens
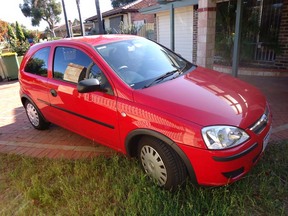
top-left (0, 76), bottom-right (287, 159)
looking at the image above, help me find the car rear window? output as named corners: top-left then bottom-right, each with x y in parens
top-left (24, 47), bottom-right (50, 77)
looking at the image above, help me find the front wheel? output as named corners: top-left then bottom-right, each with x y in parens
top-left (137, 136), bottom-right (187, 190)
top-left (25, 101), bottom-right (49, 130)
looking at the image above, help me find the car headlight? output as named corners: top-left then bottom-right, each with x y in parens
top-left (201, 126), bottom-right (250, 150)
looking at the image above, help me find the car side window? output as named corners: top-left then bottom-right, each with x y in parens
top-left (24, 47), bottom-right (50, 77)
top-left (53, 46), bottom-right (113, 94)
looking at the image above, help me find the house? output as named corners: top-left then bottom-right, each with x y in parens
top-left (141, 0), bottom-right (288, 75)
top-left (85, 0), bottom-right (157, 36)
top-left (141, 0), bottom-right (198, 63)
top-left (54, 20), bottom-right (93, 38)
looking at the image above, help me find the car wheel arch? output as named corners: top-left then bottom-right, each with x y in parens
top-left (125, 128), bottom-right (198, 185)
top-left (21, 94), bottom-right (49, 124)
top-left (21, 95), bottom-right (29, 107)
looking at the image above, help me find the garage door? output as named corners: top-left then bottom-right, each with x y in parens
top-left (175, 7), bottom-right (193, 62)
top-left (157, 11), bottom-right (170, 49)
top-left (157, 6), bottom-right (193, 62)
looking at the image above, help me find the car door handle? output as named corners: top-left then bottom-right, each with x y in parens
top-left (50, 89), bottom-right (57, 97)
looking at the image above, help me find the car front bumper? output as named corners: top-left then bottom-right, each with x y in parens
top-left (178, 123), bottom-right (272, 186)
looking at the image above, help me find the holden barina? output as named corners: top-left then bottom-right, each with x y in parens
top-left (19, 35), bottom-right (272, 189)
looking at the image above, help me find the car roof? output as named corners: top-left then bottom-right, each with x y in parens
top-left (39, 34), bottom-right (141, 47)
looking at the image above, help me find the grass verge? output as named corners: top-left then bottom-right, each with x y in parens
top-left (0, 141), bottom-right (287, 215)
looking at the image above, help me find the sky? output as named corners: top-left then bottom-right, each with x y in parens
top-left (0, 0), bottom-right (113, 31)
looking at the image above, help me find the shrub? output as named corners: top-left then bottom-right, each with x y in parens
top-left (10, 39), bottom-right (30, 56)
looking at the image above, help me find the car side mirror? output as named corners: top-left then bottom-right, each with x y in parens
top-left (77, 79), bottom-right (102, 93)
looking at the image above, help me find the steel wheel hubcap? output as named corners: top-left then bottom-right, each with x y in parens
top-left (26, 103), bottom-right (39, 126)
top-left (140, 145), bottom-right (167, 186)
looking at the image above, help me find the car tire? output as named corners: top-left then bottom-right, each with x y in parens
top-left (137, 136), bottom-right (187, 190)
top-left (25, 100), bottom-right (49, 130)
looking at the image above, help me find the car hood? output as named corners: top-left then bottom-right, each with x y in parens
top-left (133, 67), bottom-right (267, 128)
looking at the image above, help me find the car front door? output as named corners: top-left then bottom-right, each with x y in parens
top-left (46, 45), bottom-right (120, 149)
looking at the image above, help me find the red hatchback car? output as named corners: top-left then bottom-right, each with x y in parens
top-left (19, 35), bottom-right (272, 189)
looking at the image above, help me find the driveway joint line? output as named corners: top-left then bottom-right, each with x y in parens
top-left (0, 140), bottom-right (111, 153)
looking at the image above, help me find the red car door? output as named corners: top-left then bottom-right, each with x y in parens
top-left (46, 45), bottom-right (120, 150)
top-left (19, 46), bottom-right (51, 116)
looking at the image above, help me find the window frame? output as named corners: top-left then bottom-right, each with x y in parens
top-left (52, 45), bottom-right (114, 95)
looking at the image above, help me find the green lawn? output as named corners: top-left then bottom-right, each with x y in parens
top-left (0, 141), bottom-right (287, 215)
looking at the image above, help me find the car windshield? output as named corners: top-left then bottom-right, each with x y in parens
top-left (95, 38), bottom-right (195, 89)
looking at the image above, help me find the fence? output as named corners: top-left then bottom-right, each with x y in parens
top-left (254, 43), bottom-right (276, 62)
top-left (137, 23), bottom-right (155, 39)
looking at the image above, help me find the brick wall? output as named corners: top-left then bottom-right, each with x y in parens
top-left (130, 0), bottom-right (157, 23)
top-left (197, 0), bottom-right (216, 69)
top-left (275, 0), bottom-right (288, 69)
top-left (131, 12), bottom-right (155, 23)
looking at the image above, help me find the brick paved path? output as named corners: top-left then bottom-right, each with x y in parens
top-left (0, 81), bottom-right (114, 159)
top-left (0, 76), bottom-right (287, 159)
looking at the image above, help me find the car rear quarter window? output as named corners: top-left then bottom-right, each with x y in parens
top-left (24, 47), bottom-right (50, 76)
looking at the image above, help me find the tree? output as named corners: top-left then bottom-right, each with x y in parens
top-left (76, 0), bottom-right (85, 36)
top-left (20, 24), bottom-right (30, 39)
top-left (19, 0), bottom-right (62, 37)
top-left (6, 23), bottom-right (30, 56)
top-left (0, 19), bottom-right (8, 41)
top-left (16, 21), bottom-right (26, 42)
top-left (7, 25), bottom-right (16, 41)
top-left (111, 0), bottom-right (136, 8)
top-left (95, 0), bottom-right (104, 34)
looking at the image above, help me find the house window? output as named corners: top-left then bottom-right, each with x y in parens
top-left (259, 0), bottom-right (283, 43)
top-left (215, 0), bottom-right (283, 64)
top-left (109, 15), bottom-right (123, 33)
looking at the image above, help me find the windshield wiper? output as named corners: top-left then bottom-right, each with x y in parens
top-left (144, 69), bottom-right (180, 88)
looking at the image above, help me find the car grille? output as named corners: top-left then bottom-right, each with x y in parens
top-left (249, 106), bottom-right (270, 134)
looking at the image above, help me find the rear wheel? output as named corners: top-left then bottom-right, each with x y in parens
top-left (137, 136), bottom-right (187, 190)
top-left (25, 101), bottom-right (49, 130)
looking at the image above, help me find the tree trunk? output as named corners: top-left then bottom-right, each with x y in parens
top-left (95, 0), bottom-right (104, 34)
